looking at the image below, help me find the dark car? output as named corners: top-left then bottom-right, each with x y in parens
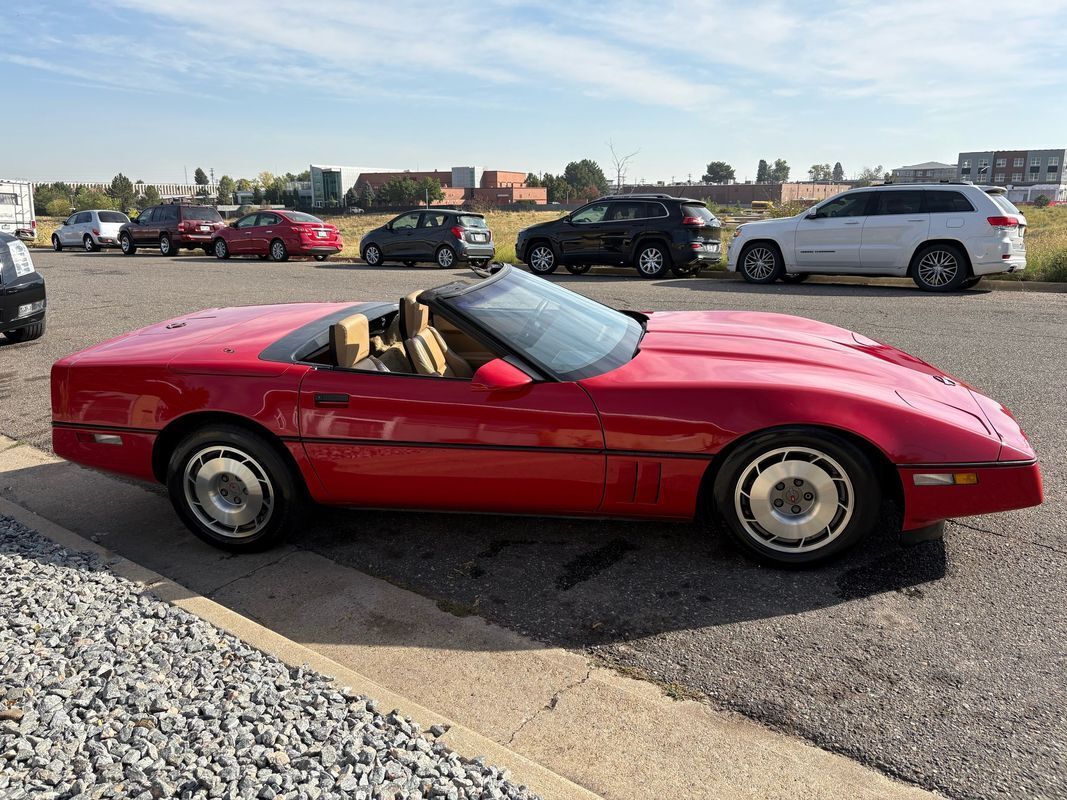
top-left (118, 203), bottom-right (226, 256)
top-left (360, 209), bottom-right (494, 269)
top-left (0, 233), bottom-right (46, 342)
top-left (515, 194), bottom-right (722, 278)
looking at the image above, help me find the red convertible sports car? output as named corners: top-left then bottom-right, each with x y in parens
top-left (51, 266), bottom-right (1042, 565)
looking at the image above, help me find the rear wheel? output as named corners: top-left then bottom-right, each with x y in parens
top-left (51, 235), bottom-right (62, 252)
top-left (712, 428), bottom-right (879, 566)
top-left (526, 243), bottom-right (557, 275)
top-left (269, 238), bottom-right (288, 262)
top-left (159, 234), bottom-right (176, 257)
top-left (739, 243), bottom-right (784, 283)
top-left (3, 320), bottom-right (45, 343)
top-left (635, 243), bottom-right (670, 278)
top-left (565, 263), bottom-right (591, 275)
top-left (363, 243), bottom-right (382, 266)
top-left (166, 425), bottom-right (301, 552)
top-left (213, 238), bottom-right (230, 259)
top-left (119, 233), bottom-right (136, 255)
top-left (83, 234), bottom-right (98, 252)
top-left (435, 245), bottom-right (456, 268)
top-left (780, 273), bottom-right (809, 284)
top-left (911, 244), bottom-right (967, 291)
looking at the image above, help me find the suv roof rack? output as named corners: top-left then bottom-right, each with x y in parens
top-left (597, 193), bottom-right (675, 200)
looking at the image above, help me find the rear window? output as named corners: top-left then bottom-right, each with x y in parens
top-left (458, 215), bottom-right (488, 229)
top-left (990, 194), bottom-right (1022, 215)
top-left (283, 211), bottom-right (323, 224)
top-left (97, 211), bottom-right (129, 224)
top-left (681, 203), bottom-right (717, 223)
top-left (924, 191), bottom-right (974, 213)
top-left (182, 206), bottom-right (223, 222)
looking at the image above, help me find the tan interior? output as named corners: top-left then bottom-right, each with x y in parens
top-left (434, 317), bottom-right (497, 369)
top-left (400, 292), bottom-right (474, 378)
top-left (330, 313), bottom-right (387, 371)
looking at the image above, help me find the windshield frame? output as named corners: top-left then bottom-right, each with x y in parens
top-left (422, 265), bottom-right (645, 382)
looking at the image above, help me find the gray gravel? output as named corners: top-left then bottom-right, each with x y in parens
top-left (0, 515), bottom-right (539, 800)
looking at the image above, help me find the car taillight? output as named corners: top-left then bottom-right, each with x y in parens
top-left (682, 216), bottom-right (704, 226)
top-left (92, 228), bottom-right (100, 235)
top-left (178, 221), bottom-right (188, 231)
top-left (31, 220), bottom-right (37, 230)
top-left (987, 216), bottom-right (1019, 227)
top-left (450, 225), bottom-right (465, 239)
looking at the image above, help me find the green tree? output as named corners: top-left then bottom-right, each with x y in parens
top-left (702, 161), bottom-right (735, 183)
top-left (107, 173), bottom-right (136, 210)
top-left (216, 175), bottom-right (235, 204)
top-left (770, 159), bottom-right (790, 182)
top-left (378, 176), bottom-right (420, 205)
top-left (235, 178), bottom-right (252, 192)
top-left (46, 198), bottom-right (72, 217)
top-left (73, 187), bottom-right (117, 211)
top-left (142, 185), bottom-right (161, 206)
top-left (832, 162), bottom-right (845, 182)
top-left (257, 171), bottom-right (275, 191)
top-left (854, 165), bottom-right (885, 187)
top-left (756, 159), bottom-right (770, 183)
top-left (193, 167), bottom-right (208, 186)
top-left (252, 186), bottom-right (263, 204)
top-left (416, 176), bottom-right (444, 205)
top-left (562, 159), bottom-right (609, 197)
top-left (358, 182), bottom-right (376, 208)
top-left (525, 172), bottom-right (541, 188)
top-left (808, 163), bottom-right (832, 181)
top-left (34, 182), bottom-right (74, 215)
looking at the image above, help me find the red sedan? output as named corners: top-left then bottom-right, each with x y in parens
top-left (50, 266), bottom-right (1042, 565)
top-left (212, 210), bottom-right (342, 262)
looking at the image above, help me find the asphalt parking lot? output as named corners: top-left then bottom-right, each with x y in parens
top-left (2, 250), bottom-right (1065, 799)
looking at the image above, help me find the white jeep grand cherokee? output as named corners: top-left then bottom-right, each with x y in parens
top-left (727, 183), bottom-right (1026, 291)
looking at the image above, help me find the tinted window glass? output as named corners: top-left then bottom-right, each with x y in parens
top-left (571, 203), bottom-right (609, 224)
top-left (137, 208), bottom-right (156, 223)
top-left (283, 211), bottom-right (323, 224)
top-left (159, 206), bottom-right (178, 223)
top-left (991, 194), bottom-right (1022, 215)
top-left (420, 212), bottom-right (448, 228)
top-left (924, 191), bottom-right (974, 213)
top-left (182, 206), bottom-right (222, 221)
top-left (97, 211), bottom-right (128, 224)
top-left (74, 212), bottom-right (91, 224)
top-left (644, 202), bottom-right (669, 218)
top-left (817, 192), bottom-right (871, 218)
top-left (681, 203), bottom-right (716, 222)
top-left (392, 212), bottom-right (420, 230)
top-left (256, 213), bottom-right (281, 226)
top-left (65, 215), bottom-right (77, 226)
top-left (457, 215), bottom-right (488, 229)
top-left (235, 214), bottom-right (258, 229)
top-left (606, 202), bottom-right (644, 221)
top-left (871, 191), bottom-right (923, 215)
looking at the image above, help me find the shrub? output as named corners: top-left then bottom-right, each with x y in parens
top-left (46, 198), bottom-right (71, 217)
top-left (1033, 194), bottom-right (1051, 208)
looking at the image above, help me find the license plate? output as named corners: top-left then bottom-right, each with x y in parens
top-left (316, 230), bottom-right (327, 238)
top-left (471, 233), bottom-right (486, 242)
top-left (199, 225), bottom-right (210, 232)
top-left (705, 243), bottom-right (719, 251)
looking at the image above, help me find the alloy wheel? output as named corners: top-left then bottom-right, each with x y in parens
top-left (743, 247), bottom-right (777, 280)
top-left (183, 445), bottom-right (274, 539)
top-left (437, 247), bottom-right (455, 268)
top-left (215, 239), bottom-right (227, 258)
top-left (917, 250), bottom-right (959, 287)
top-left (83, 236), bottom-right (94, 252)
top-left (364, 245), bottom-right (381, 265)
top-left (637, 247), bottom-right (664, 276)
top-left (529, 245), bottom-right (555, 273)
top-left (271, 241), bottom-right (286, 261)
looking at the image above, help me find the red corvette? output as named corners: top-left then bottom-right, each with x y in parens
top-left (50, 266), bottom-right (1042, 565)
top-left (211, 210), bottom-right (342, 262)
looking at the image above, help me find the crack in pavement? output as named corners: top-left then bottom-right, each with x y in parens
top-left (206, 549), bottom-right (302, 597)
top-left (948, 518), bottom-right (1067, 557)
top-left (506, 666), bottom-right (593, 746)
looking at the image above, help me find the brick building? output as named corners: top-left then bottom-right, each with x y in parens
top-left (957, 148), bottom-right (1067, 203)
top-left (354, 166), bottom-right (547, 206)
top-left (890, 161), bottom-right (958, 183)
top-left (623, 181), bottom-right (849, 206)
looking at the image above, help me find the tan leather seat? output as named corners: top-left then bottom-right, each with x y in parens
top-left (400, 292), bottom-right (473, 378)
top-left (330, 313), bottom-right (388, 371)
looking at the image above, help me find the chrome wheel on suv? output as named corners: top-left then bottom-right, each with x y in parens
top-left (527, 244), bottom-right (557, 274)
top-left (911, 244), bottom-right (967, 292)
top-left (635, 244), bottom-right (670, 278)
top-left (739, 244), bottom-right (783, 283)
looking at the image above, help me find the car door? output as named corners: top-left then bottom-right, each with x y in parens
top-left (860, 190), bottom-right (929, 272)
top-left (793, 191), bottom-right (873, 269)
top-left (229, 213), bottom-right (259, 254)
top-left (251, 212), bottom-right (282, 254)
top-left (600, 201), bottom-right (647, 262)
top-left (59, 214), bottom-right (79, 245)
top-left (559, 202), bottom-right (609, 260)
top-left (132, 207), bottom-right (158, 243)
top-left (417, 211), bottom-right (449, 260)
top-left (73, 211), bottom-right (93, 244)
top-left (298, 366), bottom-right (606, 514)
top-left (382, 211), bottom-right (421, 258)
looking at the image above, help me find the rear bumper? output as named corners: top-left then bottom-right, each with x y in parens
top-left (295, 245), bottom-right (342, 256)
top-left (0, 273), bottom-right (46, 335)
top-left (899, 460), bottom-right (1043, 530)
top-left (457, 242), bottom-right (496, 261)
top-left (175, 232), bottom-right (218, 246)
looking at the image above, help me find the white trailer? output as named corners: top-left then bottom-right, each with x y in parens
top-left (0, 180), bottom-right (37, 241)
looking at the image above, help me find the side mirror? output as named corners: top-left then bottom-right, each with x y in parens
top-left (806, 210), bottom-right (823, 219)
top-left (471, 359), bottom-right (533, 393)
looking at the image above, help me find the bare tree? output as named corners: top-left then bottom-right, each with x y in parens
top-left (608, 140), bottom-right (640, 191)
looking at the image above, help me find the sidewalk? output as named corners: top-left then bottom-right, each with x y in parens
top-left (0, 436), bottom-right (936, 799)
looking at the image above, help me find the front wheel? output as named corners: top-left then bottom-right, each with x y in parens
top-left (166, 425), bottom-right (301, 552)
top-left (635, 243), bottom-right (670, 278)
top-left (712, 428), bottom-right (880, 566)
top-left (435, 245), bottom-right (456, 268)
top-left (213, 238), bottom-right (230, 259)
top-left (363, 243), bottom-right (382, 266)
top-left (51, 235), bottom-right (63, 252)
top-left (269, 238), bottom-right (288, 262)
top-left (3, 320), bottom-right (45, 343)
top-left (526, 243), bottom-right (557, 274)
top-left (739, 244), bottom-right (784, 283)
top-left (119, 233), bottom-right (136, 255)
top-left (564, 263), bottom-right (591, 275)
top-left (911, 244), bottom-right (967, 291)
top-left (83, 235), bottom-right (98, 252)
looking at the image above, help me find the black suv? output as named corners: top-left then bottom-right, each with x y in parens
top-left (515, 194), bottom-right (722, 278)
top-left (118, 203), bottom-right (225, 256)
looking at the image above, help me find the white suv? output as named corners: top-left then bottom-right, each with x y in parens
top-left (51, 209), bottom-right (131, 252)
top-left (727, 184), bottom-right (1027, 291)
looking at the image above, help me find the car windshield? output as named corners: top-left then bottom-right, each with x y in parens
top-left (98, 211), bottom-right (129, 223)
top-left (183, 207), bottom-right (222, 221)
top-left (285, 211), bottom-right (324, 223)
top-left (441, 268), bottom-right (643, 380)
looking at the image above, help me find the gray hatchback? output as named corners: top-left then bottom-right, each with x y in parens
top-left (360, 209), bottom-right (494, 268)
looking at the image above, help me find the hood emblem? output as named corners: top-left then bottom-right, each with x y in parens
top-left (165, 322), bottom-right (187, 329)
top-left (933, 375), bottom-right (956, 386)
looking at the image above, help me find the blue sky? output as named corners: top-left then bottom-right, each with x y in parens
top-left (3, 0), bottom-right (1067, 185)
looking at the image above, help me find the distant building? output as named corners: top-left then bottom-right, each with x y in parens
top-left (309, 165), bottom-right (399, 208)
top-left (957, 148), bottom-right (1067, 202)
top-left (351, 166), bottom-right (547, 207)
top-left (622, 181), bottom-right (849, 206)
top-left (890, 161), bottom-right (957, 183)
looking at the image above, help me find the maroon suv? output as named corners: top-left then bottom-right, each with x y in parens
top-left (118, 204), bottom-right (225, 256)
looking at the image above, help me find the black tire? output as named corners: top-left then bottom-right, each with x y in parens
top-left (269, 238), bottom-right (289, 262)
top-left (119, 233), bottom-right (136, 255)
top-left (363, 243), bottom-right (383, 266)
top-left (525, 242), bottom-right (557, 274)
top-left (961, 276), bottom-right (983, 289)
top-left (711, 427), bottom-right (880, 566)
top-left (213, 238), bottom-right (230, 259)
top-left (780, 273), bottom-right (809, 284)
top-left (51, 235), bottom-right (62, 252)
top-left (314, 254), bottom-right (328, 262)
top-left (565, 263), bottom-right (592, 275)
top-left (435, 245), bottom-right (457, 269)
top-left (83, 234), bottom-right (98, 252)
top-left (159, 234), bottom-right (176, 257)
top-left (635, 243), bottom-right (670, 278)
top-left (738, 243), bottom-right (784, 283)
top-left (165, 425), bottom-right (302, 552)
top-left (3, 320), bottom-right (45, 343)
top-left (910, 244), bottom-right (968, 292)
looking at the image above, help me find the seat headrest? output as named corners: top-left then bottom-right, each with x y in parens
top-left (401, 291), bottom-right (429, 339)
top-left (330, 313), bottom-right (371, 368)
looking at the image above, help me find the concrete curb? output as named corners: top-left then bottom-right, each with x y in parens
top-left (0, 495), bottom-right (603, 800)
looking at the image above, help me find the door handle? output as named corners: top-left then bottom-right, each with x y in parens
top-left (843, 221), bottom-right (861, 225)
top-left (314, 393), bottom-right (350, 407)
top-left (907, 219), bottom-right (925, 222)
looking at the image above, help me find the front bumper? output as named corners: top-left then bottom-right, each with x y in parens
top-left (899, 460), bottom-right (1043, 531)
top-left (0, 272), bottom-right (47, 335)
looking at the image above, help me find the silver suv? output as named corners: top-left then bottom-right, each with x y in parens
top-left (727, 183), bottom-right (1027, 291)
top-left (52, 209), bottom-right (130, 252)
